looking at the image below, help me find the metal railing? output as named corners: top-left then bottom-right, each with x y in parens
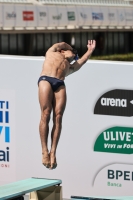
top-left (37, 0), bottom-right (131, 6)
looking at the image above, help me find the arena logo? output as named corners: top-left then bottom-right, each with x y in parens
top-left (0, 101), bottom-right (10, 163)
top-left (23, 11), bottom-right (34, 21)
top-left (101, 98), bottom-right (127, 107)
top-left (94, 89), bottom-right (133, 117)
top-left (6, 12), bottom-right (16, 20)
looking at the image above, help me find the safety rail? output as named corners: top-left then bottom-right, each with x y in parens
top-left (0, 0), bottom-right (33, 4)
top-left (37, 0), bottom-right (131, 6)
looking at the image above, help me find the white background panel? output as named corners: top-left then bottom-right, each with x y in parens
top-left (15, 5), bottom-right (26, 28)
top-left (56, 5), bottom-right (68, 27)
top-left (3, 4), bottom-right (15, 28)
top-left (66, 6), bottom-right (78, 26)
top-left (47, 5), bottom-right (58, 27)
top-left (25, 5), bottom-right (37, 27)
top-left (100, 6), bottom-right (110, 26)
top-left (76, 6), bottom-right (85, 27)
top-left (117, 7), bottom-right (126, 26)
top-left (124, 8), bottom-right (133, 26)
top-left (36, 5), bottom-right (48, 28)
top-left (0, 56), bottom-right (133, 199)
top-left (0, 5), bottom-right (2, 27)
top-left (91, 6), bottom-right (103, 26)
top-left (82, 6), bottom-right (93, 26)
top-left (108, 7), bottom-right (118, 26)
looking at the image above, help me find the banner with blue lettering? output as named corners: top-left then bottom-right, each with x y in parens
top-left (0, 89), bottom-right (16, 185)
top-left (91, 6), bottom-right (103, 26)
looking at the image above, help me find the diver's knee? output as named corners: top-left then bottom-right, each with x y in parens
top-left (41, 109), bottom-right (51, 123)
top-left (54, 113), bottom-right (63, 125)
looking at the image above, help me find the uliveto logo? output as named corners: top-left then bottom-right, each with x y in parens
top-left (0, 101), bottom-right (10, 162)
top-left (94, 89), bottom-right (133, 117)
top-left (23, 11), bottom-right (34, 21)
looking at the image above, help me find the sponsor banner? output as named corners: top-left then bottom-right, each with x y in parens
top-left (91, 6), bottom-right (103, 26)
top-left (56, 5), bottom-right (68, 27)
top-left (94, 164), bottom-right (133, 193)
top-left (75, 6), bottom-right (85, 26)
top-left (94, 89), bottom-right (133, 117)
top-left (0, 5), bottom-right (2, 27)
top-left (125, 8), bottom-right (133, 26)
top-left (3, 4), bottom-right (16, 28)
top-left (15, 5), bottom-right (26, 28)
top-left (100, 6), bottom-right (110, 26)
top-left (82, 6), bottom-right (93, 26)
top-left (24, 5), bottom-right (37, 27)
top-left (108, 7), bottom-right (118, 26)
top-left (47, 5), bottom-right (58, 27)
top-left (36, 5), bottom-right (48, 28)
top-left (117, 7), bottom-right (126, 26)
top-left (66, 6), bottom-right (78, 26)
top-left (0, 89), bottom-right (16, 183)
top-left (0, 56), bottom-right (133, 198)
top-left (94, 126), bottom-right (133, 154)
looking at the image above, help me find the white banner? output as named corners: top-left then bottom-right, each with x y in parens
top-left (0, 5), bottom-right (2, 28)
top-left (82, 6), bottom-right (93, 26)
top-left (94, 164), bottom-right (133, 191)
top-left (0, 89), bottom-right (16, 185)
top-left (0, 4), bottom-right (3, 28)
top-left (47, 5), bottom-right (58, 27)
top-left (66, 5), bottom-right (78, 26)
top-left (108, 7), bottom-right (118, 26)
top-left (0, 56), bottom-right (133, 199)
top-left (91, 6), bottom-right (103, 26)
top-left (56, 5), bottom-right (68, 27)
top-left (124, 8), bottom-right (133, 26)
top-left (15, 5), bottom-right (26, 28)
top-left (100, 6), bottom-right (110, 26)
top-left (3, 4), bottom-right (15, 28)
top-left (1, 4), bottom-right (133, 30)
top-left (24, 5), bottom-right (37, 28)
top-left (75, 6), bottom-right (85, 27)
top-left (36, 5), bottom-right (48, 28)
top-left (117, 7), bottom-right (126, 26)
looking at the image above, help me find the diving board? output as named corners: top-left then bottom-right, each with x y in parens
top-left (71, 195), bottom-right (133, 200)
top-left (0, 177), bottom-right (62, 200)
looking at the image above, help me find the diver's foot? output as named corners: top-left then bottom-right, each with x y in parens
top-left (49, 152), bottom-right (57, 170)
top-left (42, 151), bottom-right (50, 168)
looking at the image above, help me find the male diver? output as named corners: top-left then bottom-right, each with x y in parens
top-left (38, 40), bottom-right (96, 169)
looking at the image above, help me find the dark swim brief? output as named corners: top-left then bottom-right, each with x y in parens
top-left (38, 75), bottom-right (65, 92)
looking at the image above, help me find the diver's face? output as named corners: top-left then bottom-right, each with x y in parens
top-left (64, 50), bottom-right (75, 62)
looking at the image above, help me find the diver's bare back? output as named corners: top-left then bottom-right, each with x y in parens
top-left (41, 51), bottom-right (69, 80)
